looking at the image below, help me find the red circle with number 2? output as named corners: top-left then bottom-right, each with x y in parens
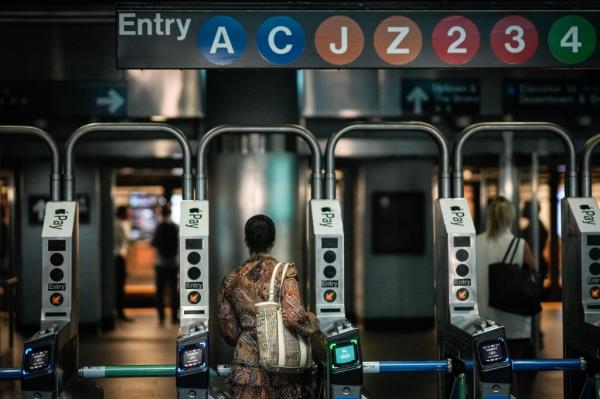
top-left (432, 16), bottom-right (480, 65)
top-left (491, 16), bottom-right (539, 64)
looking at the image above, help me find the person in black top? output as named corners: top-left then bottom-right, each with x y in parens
top-left (152, 204), bottom-right (180, 324)
top-left (521, 200), bottom-right (549, 279)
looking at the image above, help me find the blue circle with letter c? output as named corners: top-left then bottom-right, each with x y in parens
top-left (256, 16), bottom-right (305, 65)
top-left (197, 16), bottom-right (247, 65)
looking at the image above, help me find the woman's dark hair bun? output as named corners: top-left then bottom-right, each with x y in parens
top-left (245, 214), bottom-right (276, 253)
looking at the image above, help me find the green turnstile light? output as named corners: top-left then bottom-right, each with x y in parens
top-left (329, 338), bottom-right (360, 370)
top-left (595, 374), bottom-right (600, 399)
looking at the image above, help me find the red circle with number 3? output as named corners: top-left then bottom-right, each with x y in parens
top-left (491, 16), bottom-right (539, 65)
top-left (432, 16), bottom-right (480, 65)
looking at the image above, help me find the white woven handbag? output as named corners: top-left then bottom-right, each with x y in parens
top-left (255, 262), bottom-right (311, 373)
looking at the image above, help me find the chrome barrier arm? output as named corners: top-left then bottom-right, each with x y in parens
top-left (324, 122), bottom-right (451, 199)
top-left (581, 133), bottom-right (600, 197)
top-left (196, 125), bottom-right (322, 200)
top-left (0, 126), bottom-right (61, 201)
top-left (453, 122), bottom-right (577, 198)
top-left (65, 123), bottom-right (194, 201)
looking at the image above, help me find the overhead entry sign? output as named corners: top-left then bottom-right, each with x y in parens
top-left (118, 10), bottom-right (600, 69)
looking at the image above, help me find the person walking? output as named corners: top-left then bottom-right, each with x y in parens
top-left (476, 196), bottom-right (536, 396)
top-left (151, 204), bottom-right (180, 325)
top-left (114, 205), bottom-right (133, 322)
top-left (217, 214), bottom-right (318, 399)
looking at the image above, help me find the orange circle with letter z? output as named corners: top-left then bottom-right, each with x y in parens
top-left (315, 16), bottom-right (364, 65)
top-left (374, 16), bottom-right (422, 65)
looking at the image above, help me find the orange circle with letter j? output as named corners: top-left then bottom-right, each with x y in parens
top-left (315, 16), bottom-right (364, 65)
top-left (374, 16), bottom-right (422, 65)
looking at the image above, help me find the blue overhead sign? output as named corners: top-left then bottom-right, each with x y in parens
top-left (117, 9), bottom-right (600, 69)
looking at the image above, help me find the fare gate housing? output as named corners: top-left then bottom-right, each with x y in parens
top-left (22, 202), bottom-right (79, 399)
top-left (310, 199), bottom-right (363, 399)
top-left (177, 200), bottom-right (210, 399)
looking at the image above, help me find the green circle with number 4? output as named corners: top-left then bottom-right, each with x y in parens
top-left (548, 15), bottom-right (596, 64)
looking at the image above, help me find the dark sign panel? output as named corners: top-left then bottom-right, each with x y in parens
top-left (0, 81), bottom-right (126, 118)
top-left (117, 10), bottom-right (600, 69)
top-left (402, 79), bottom-right (480, 115)
top-left (504, 80), bottom-right (600, 114)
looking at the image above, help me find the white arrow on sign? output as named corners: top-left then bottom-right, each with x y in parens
top-left (406, 86), bottom-right (429, 115)
top-left (96, 89), bottom-right (125, 114)
top-left (32, 199), bottom-right (46, 222)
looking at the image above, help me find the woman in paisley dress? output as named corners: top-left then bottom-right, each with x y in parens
top-left (218, 214), bottom-right (319, 399)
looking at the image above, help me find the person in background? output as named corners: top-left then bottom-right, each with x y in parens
top-left (521, 200), bottom-right (549, 279)
top-left (151, 204), bottom-right (179, 325)
top-left (114, 205), bottom-right (133, 322)
top-left (476, 196), bottom-right (536, 397)
top-left (218, 214), bottom-right (318, 399)
top-left (521, 199), bottom-right (549, 351)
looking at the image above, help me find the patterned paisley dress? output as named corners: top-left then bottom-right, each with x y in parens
top-left (217, 254), bottom-right (319, 399)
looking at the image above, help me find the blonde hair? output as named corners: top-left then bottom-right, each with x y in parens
top-left (485, 196), bottom-right (514, 239)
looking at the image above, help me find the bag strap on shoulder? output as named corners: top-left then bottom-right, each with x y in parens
top-left (508, 237), bottom-right (522, 265)
top-left (501, 237), bottom-right (519, 264)
top-left (278, 263), bottom-right (290, 303)
top-left (268, 262), bottom-right (283, 302)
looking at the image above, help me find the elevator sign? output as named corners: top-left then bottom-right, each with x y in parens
top-left (402, 79), bottom-right (480, 115)
top-left (118, 10), bottom-right (600, 69)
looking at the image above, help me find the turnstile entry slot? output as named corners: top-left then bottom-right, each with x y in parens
top-left (324, 122), bottom-right (450, 399)
top-left (66, 123), bottom-right (199, 398)
top-left (196, 125), bottom-right (322, 399)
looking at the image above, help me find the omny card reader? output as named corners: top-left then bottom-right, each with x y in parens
top-left (473, 324), bottom-right (512, 399)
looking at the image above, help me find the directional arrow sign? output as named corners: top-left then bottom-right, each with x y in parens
top-left (402, 79), bottom-right (480, 116)
top-left (0, 81), bottom-right (127, 117)
top-left (96, 89), bottom-right (125, 114)
top-left (406, 86), bottom-right (429, 115)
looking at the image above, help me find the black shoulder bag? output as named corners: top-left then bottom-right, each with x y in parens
top-left (488, 237), bottom-right (543, 316)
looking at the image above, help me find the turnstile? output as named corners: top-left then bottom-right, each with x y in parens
top-left (0, 126), bottom-right (102, 399)
top-left (561, 133), bottom-right (600, 398)
top-left (446, 121), bottom-right (579, 398)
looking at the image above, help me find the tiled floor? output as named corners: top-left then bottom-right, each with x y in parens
top-left (0, 304), bottom-right (568, 398)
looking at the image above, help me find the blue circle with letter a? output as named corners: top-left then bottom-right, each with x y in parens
top-left (197, 16), bottom-right (247, 65)
top-left (256, 16), bottom-right (305, 65)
